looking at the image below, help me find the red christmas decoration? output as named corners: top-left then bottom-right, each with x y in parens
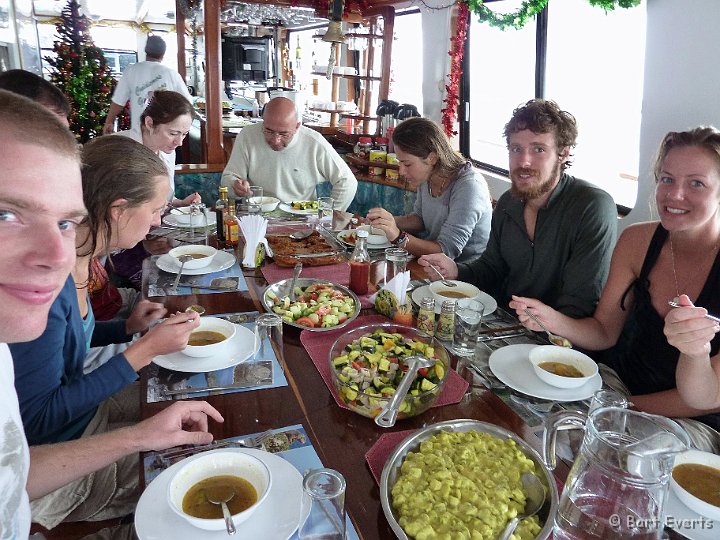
top-left (440, 2), bottom-right (469, 138)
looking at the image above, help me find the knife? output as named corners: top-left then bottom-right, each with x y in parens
top-left (163, 378), bottom-right (273, 396)
top-left (478, 324), bottom-right (526, 335)
top-left (476, 332), bottom-right (527, 342)
top-left (281, 251), bottom-right (341, 258)
top-left (176, 283), bottom-right (239, 291)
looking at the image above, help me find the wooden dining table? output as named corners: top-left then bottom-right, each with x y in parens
top-left (138, 224), bottom-right (568, 540)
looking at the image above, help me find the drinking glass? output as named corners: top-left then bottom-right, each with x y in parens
top-left (254, 313), bottom-right (284, 366)
top-left (384, 247), bottom-right (409, 284)
top-left (452, 299), bottom-right (485, 356)
top-left (588, 389), bottom-right (628, 413)
top-left (317, 196), bottom-right (334, 230)
top-left (298, 468), bottom-right (346, 540)
top-left (249, 186), bottom-right (264, 206)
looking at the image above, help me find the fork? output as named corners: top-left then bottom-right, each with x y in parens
top-left (156, 430), bottom-right (273, 464)
top-left (667, 300), bottom-right (720, 323)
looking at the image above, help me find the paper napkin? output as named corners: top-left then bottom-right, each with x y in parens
top-left (370, 270), bottom-right (411, 319)
top-left (238, 215), bottom-right (268, 267)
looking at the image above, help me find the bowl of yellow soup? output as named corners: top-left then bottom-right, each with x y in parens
top-left (671, 449), bottom-right (720, 520)
top-left (183, 316), bottom-right (237, 358)
top-left (428, 280), bottom-right (481, 305)
top-left (167, 449), bottom-right (272, 530)
top-left (168, 245), bottom-right (217, 270)
top-left (529, 345), bottom-right (598, 388)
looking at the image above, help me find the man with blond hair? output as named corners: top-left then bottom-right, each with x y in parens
top-left (0, 90), bottom-right (222, 535)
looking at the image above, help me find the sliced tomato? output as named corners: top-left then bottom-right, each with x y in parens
top-left (418, 367), bottom-right (429, 377)
top-left (296, 317), bottom-right (316, 328)
top-left (316, 305), bottom-right (332, 316)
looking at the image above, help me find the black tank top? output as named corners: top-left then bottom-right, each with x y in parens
top-left (609, 224), bottom-right (720, 429)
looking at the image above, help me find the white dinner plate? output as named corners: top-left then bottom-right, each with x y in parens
top-left (336, 230), bottom-right (392, 250)
top-left (278, 202), bottom-right (317, 215)
top-left (152, 325), bottom-right (258, 372)
top-left (135, 448), bottom-right (308, 540)
top-left (156, 251), bottom-right (236, 275)
top-left (411, 284), bottom-right (497, 316)
top-left (162, 213), bottom-right (215, 229)
top-left (489, 344), bottom-right (602, 402)
top-left (665, 489), bottom-right (718, 540)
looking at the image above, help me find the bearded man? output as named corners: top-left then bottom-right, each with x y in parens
top-left (419, 99), bottom-right (617, 317)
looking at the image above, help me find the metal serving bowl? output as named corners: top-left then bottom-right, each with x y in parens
top-left (380, 419), bottom-right (559, 539)
top-left (261, 278), bottom-right (361, 332)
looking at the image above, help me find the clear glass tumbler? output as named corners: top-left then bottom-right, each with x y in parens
top-left (588, 389), bottom-right (628, 413)
top-left (317, 196), bottom-right (334, 230)
top-left (451, 299), bottom-right (485, 356)
top-left (298, 468), bottom-right (346, 540)
top-left (254, 313), bottom-right (284, 366)
top-left (383, 247), bottom-right (409, 284)
top-left (249, 185), bottom-right (264, 205)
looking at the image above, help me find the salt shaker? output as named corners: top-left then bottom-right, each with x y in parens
top-left (435, 300), bottom-right (456, 341)
top-left (417, 297), bottom-right (436, 337)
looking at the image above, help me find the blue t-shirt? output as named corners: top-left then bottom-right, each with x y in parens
top-left (9, 276), bottom-right (137, 444)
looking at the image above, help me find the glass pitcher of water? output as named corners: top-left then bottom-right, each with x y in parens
top-left (544, 406), bottom-right (690, 539)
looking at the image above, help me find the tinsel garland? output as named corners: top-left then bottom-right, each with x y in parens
top-left (465, 0), bottom-right (641, 31)
top-left (440, 1), bottom-right (469, 137)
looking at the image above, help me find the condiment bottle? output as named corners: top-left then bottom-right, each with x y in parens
top-left (435, 300), bottom-right (456, 341)
top-left (215, 186), bottom-right (229, 243)
top-left (354, 137), bottom-right (373, 160)
top-left (348, 229), bottom-right (370, 295)
top-left (417, 297), bottom-right (436, 337)
top-left (224, 202), bottom-right (239, 247)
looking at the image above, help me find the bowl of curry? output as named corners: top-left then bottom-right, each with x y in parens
top-left (183, 316), bottom-right (237, 358)
top-left (670, 449), bottom-right (720, 520)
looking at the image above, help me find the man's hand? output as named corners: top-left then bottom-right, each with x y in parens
top-left (130, 401), bottom-right (224, 452)
top-left (418, 253), bottom-right (458, 281)
top-left (665, 294), bottom-right (720, 359)
top-left (102, 122), bottom-right (115, 135)
top-left (125, 299), bottom-right (167, 335)
top-left (231, 177), bottom-right (251, 197)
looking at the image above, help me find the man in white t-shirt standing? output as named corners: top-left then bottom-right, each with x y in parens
top-left (103, 35), bottom-right (191, 134)
top-left (0, 90), bottom-right (223, 537)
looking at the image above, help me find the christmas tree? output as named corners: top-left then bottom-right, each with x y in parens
top-left (44, 0), bottom-right (117, 142)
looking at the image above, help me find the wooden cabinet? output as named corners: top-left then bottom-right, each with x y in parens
top-left (309, 6), bottom-right (394, 135)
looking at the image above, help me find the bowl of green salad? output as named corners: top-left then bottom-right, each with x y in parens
top-left (328, 323), bottom-right (450, 420)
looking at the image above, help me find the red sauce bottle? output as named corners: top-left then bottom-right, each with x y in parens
top-left (349, 229), bottom-right (370, 295)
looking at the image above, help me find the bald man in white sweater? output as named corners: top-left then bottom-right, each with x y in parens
top-left (221, 97), bottom-right (357, 211)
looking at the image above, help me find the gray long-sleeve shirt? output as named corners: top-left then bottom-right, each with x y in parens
top-left (413, 163), bottom-right (492, 264)
top-left (458, 173), bottom-right (618, 318)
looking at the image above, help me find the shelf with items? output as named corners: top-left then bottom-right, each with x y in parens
top-left (307, 6), bottom-right (394, 134)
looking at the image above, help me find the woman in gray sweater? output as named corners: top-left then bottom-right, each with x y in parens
top-left (367, 117), bottom-right (491, 264)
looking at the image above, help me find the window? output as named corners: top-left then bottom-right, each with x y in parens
top-left (465, 1), bottom-right (646, 209)
top-left (390, 8), bottom-right (423, 114)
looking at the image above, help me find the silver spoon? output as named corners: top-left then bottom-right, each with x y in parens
top-left (290, 229), bottom-right (313, 240)
top-left (498, 473), bottom-right (546, 540)
top-left (375, 355), bottom-right (435, 428)
top-left (524, 308), bottom-right (572, 348)
top-left (205, 486), bottom-right (237, 536)
top-left (172, 254), bottom-right (193, 290)
top-left (289, 262), bottom-right (302, 301)
top-left (426, 263), bottom-right (457, 287)
top-left (667, 300), bottom-right (720, 323)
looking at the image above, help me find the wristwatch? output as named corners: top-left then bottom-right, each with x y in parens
top-left (392, 230), bottom-right (409, 249)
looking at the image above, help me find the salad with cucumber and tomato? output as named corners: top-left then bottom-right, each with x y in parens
top-left (266, 283), bottom-right (356, 329)
top-left (331, 329), bottom-right (446, 419)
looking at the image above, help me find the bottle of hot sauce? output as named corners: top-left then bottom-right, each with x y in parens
top-left (224, 202), bottom-right (239, 247)
top-left (349, 229), bottom-right (370, 295)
